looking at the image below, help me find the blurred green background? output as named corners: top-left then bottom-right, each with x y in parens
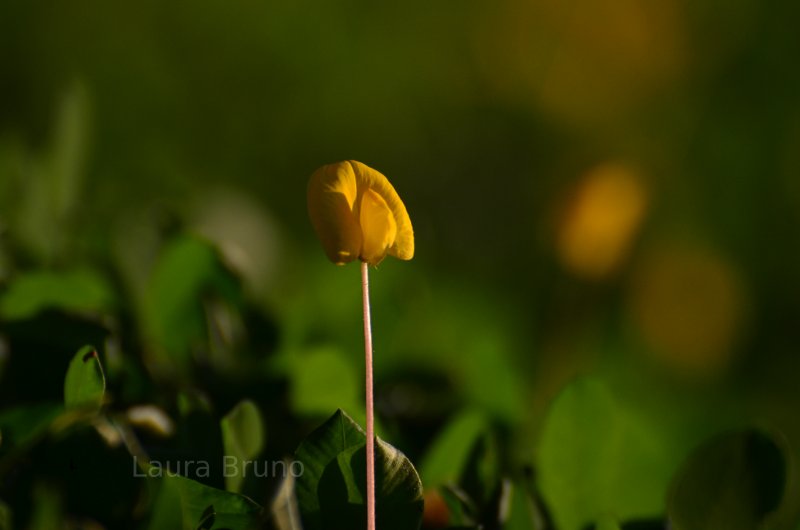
top-left (1, 0), bottom-right (800, 529)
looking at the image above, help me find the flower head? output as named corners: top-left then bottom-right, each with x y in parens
top-left (307, 161), bottom-right (414, 266)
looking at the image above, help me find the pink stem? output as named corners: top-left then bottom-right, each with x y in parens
top-left (361, 261), bottom-right (376, 530)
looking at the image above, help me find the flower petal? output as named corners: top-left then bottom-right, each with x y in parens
top-left (307, 160), bottom-right (414, 265)
top-left (359, 187), bottom-right (397, 265)
top-left (347, 161), bottom-right (414, 261)
top-left (307, 163), bottom-right (362, 264)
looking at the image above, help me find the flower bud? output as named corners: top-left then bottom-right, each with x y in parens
top-left (307, 161), bottom-right (414, 266)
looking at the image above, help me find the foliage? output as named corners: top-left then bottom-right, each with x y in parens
top-left (63, 345), bottom-right (106, 412)
top-left (0, 229), bottom-right (797, 529)
top-left (295, 409), bottom-right (423, 530)
top-left (221, 400), bottom-right (266, 494)
top-left (668, 429), bottom-right (788, 530)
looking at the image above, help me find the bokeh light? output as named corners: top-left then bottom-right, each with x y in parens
top-left (556, 163), bottom-right (648, 280)
top-left (627, 243), bottom-right (747, 377)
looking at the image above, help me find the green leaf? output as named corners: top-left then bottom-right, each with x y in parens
top-left (419, 409), bottom-right (487, 489)
top-left (294, 409), bottom-right (367, 527)
top-left (317, 439), bottom-right (424, 530)
top-left (143, 236), bottom-right (241, 372)
top-left (63, 345), bottom-right (105, 411)
top-left (197, 504), bottom-right (216, 530)
top-left (149, 473), bottom-right (261, 530)
top-left (0, 269), bottom-right (114, 320)
top-left (668, 429), bottom-right (788, 530)
top-left (12, 81), bottom-right (89, 263)
top-left (460, 425), bottom-right (501, 508)
top-left (498, 480), bottom-right (549, 530)
top-left (536, 376), bottom-right (719, 530)
top-left (27, 484), bottom-right (62, 530)
top-left (288, 347), bottom-right (361, 419)
top-left (594, 517), bottom-right (622, 530)
top-left (0, 498), bottom-right (12, 530)
top-left (438, 486), bottom-right (478, 527)
top-left (221, 399), bottom-right (266, 493)
top-left (294, 409), bottom-right (425, 530)
top-left (0, 403), bottom-right (63, 454)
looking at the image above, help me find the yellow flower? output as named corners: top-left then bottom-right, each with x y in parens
top-left (307, 161), bottom-right (414, 266)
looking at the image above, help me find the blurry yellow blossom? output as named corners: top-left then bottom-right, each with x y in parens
top-left (307, 160), bottom-right (414, 266)
top-left (628, 244), bottom-right (747, 377)
top-left (557, 164), bottom-right (648, 279)
top-left (472, 0), bottom-right (687, 128)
